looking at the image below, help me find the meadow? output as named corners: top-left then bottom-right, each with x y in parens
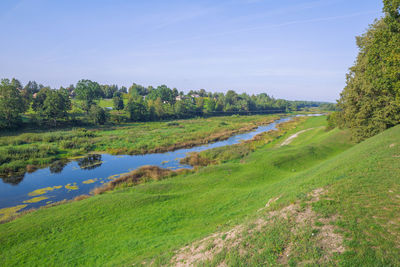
top-left (0, 114), bottom-right (278, 177)
top-left (1, 115), bottom-right (399, 266)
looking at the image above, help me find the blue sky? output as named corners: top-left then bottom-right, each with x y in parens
top-left (0, 0), bottom-right (383, 101)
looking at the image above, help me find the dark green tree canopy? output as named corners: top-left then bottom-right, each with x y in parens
top-left (0, 79), bottom-right (27, 129)
top-left (24, 81), bottom-right (39, 95)
top-left (125, 97), bottom-right (148, 121)
top-left (113, 91), bottom-right (124, 111)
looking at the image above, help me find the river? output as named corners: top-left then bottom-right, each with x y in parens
top-left (0, 115), bottom-right (320, 212)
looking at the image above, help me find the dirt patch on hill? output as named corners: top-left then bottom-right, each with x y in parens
top-left (280, 128), bottom-right (316, 146)
top-left (170, 188), bottom-right (345, 266)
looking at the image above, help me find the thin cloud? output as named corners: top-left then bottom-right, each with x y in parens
top-left (148, 10), bottom-right (380, 48)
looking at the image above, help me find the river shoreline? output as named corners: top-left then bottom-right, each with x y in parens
top-left (0, 115), bottom-right (281, 178)
top-left (0, 114), bottom-right (321, 222)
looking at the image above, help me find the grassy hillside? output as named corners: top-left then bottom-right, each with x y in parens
top-left (1, 116), bottom-right (399, 266)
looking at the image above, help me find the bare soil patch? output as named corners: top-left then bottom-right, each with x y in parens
top-left (280, 128), bottom-right (315, 147)
top-left (170, 188), bottom-right (345, 266)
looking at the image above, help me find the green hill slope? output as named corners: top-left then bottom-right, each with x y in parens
top-left (0, 117), bottom-right (399, 266)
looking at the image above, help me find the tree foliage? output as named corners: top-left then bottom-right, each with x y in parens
top-left (0, 79), bottom-right (27, 129)
top-left (75, 79), bottom-right (102, 113)
top-left (112, 91), bottom-right (124, 110)
top-left (40, 89), bottom-right (71, 125)
top-left (0, 77), bottom-right (327, 129)
top-left (337, 0), bottom-right (400, 141)
top-left (89, 105), bottom-right (107, 125)
top-left (125, 97), bottom-right (147, 121)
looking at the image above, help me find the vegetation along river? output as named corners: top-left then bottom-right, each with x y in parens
top-left (0, 115), bottom-right (320, 213)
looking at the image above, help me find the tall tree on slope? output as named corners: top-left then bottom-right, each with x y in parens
top-left (338, 0), bottom-right (400, 141)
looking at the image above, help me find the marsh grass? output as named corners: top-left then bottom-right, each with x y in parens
top-left (0, 115), bottom-right (279, 176)
top-left (92, 166), bottom-right (192, 195)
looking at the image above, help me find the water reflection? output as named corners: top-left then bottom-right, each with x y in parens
top-left (77, 154), bottom-right (103, 170)
top-left (49, 160), bottom-right (69, 174)
top-left (1, 173), bottom-right (25, 186)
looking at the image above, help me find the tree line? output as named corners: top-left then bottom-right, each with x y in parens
top-left (330, 0), bottom-right (400, 141)
top-left (0, 78), bottom-right (326, 129)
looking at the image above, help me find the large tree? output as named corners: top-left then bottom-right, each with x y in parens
top-left (40, 89), bottom-right (71, 125)
top-left (32, 87), bottom-right (51, 112)
top-left (89, 105), bottom-right (107, 125)
top-left (125, 97), bottom-right (147, 121)
top-left (112, 91), bottom-right (124, 110)
top-left (24, 81), bottom-right (39, 95)
top-left (75, 79), bottom-right (102, 113)
top-left (337, 0), bottom-right (400, 141)
top-left (0, 79), bottom-right (27, 129)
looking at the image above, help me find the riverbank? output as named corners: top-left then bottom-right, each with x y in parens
top-left (180, 116), bottom-right (308, 167)
top-left (0, 114), bottom-right (280, 177)
top-left (1, 114), bottom-right (298, 217)
top-left (11, 115), bottom-right (400, 266)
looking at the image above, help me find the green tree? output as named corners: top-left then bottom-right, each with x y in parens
top-left (174, 100), bottom-right (186, 118)
top-left (129, 83), bottom-right (147, 96)
top-left (125, 97), bottom-right (147, 121)
top-left (75, 79), bottom-right (102, 113)
top-left (32, 87), bottom-right (51, 112)
top-left (119, 86), bottom-right (128, 94)
top-left (101, 84), bottom-right (118, 98)
top-left (195, 97), bottom-right (204, 115)
top-left (204, 98), bottom-right (216, 114)
top-left (147, 85), bottom-right (174, 103)
top-left (338, 0), bottom-right (400, 141)
top-left (24, 81), bottom-right (39, 95)
top-left (0, 79), bottom-right (27, 129)
top-left (112, 92), bottom-right (124, 110)
top-left (11, 78), bottom-right (22, 90)
top-left (40, 89), bottom-right (71, 125)
top-left (89, 105), bottom-right (107, 125)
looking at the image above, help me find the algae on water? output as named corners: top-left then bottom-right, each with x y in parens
top-left (82, 178), bottom-right (98, 184)
top-left (23, 196), bottom-right (49, 203)
top-left (65, 183), bottom-right (79, 190)
top-left (28, 185), bottom-right (62, 196)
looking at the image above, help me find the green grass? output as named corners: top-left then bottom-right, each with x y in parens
top-left (1, 116), bottom-right (399, 266)
top-left (181, 116), bottom-right (309, 166)
top-left (0, 114), bottom-right (278, 176)
top-left (96, 98), bottom-right (129, 108)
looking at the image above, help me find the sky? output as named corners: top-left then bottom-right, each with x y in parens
top-left (0, 0), bottom-right (383, 102)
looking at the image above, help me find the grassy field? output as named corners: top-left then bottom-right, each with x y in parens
top-left (1, 115), bottom-right (399, 266)
top-left (0, 114), bottom-right (278, 177)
